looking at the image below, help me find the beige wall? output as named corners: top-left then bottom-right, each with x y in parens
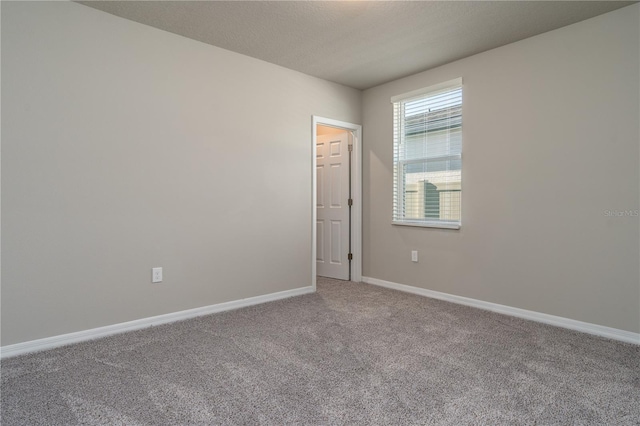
top-left (1, 1), bottom-right (361, 345)
top-left (362, 5), bottom-right (640, 332)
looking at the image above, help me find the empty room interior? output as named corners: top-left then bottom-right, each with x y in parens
top-left (1, 1), bottom-right (639, 424)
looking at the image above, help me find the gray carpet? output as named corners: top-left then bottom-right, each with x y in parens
top-left (2, 277), bottom-right (639, 425)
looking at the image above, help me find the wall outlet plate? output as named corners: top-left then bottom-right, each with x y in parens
top-left (152, 267), bottom-right (163, 283)
top-left (411, 251), bottom-right (418, 262)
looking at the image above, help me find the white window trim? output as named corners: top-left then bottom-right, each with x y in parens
top-left (392, 221), bottom-right (461, 230)
top-left (390, 77), bottom-right (462, 104)
top-left (391, 78), bottom-right (463, 230)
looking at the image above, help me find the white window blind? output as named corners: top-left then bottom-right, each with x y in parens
top-left (392, 78), bottom-right (462, 229)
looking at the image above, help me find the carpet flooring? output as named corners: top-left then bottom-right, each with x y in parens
top-left (2, 277), bottom-right (639, 425)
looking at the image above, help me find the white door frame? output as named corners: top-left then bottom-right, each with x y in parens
top-left (312, 116), bottom-right (362, 290)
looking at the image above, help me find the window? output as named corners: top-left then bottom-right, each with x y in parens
top-left (391, 78), bottom-right (462, 229)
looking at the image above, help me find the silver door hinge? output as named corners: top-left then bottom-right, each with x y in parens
top-left (348, 253), bottom-right (353, 261)
top-left (348, 198), bottom-right (353, 207)
top-left (348, 144), bottom-right (353, 152)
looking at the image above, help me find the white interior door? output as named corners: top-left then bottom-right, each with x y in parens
top-left (316, 132), bottom-right (350, 280)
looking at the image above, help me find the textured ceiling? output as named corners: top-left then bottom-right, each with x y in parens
top-left (77, 1), bottom-right (635, 90)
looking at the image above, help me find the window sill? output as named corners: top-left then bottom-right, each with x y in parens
top-left (392, 220), bottom-right (461, 230)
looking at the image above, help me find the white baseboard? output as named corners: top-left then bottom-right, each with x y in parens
top-left (362, 276), bottom-right (639, 345)
top-left (1, 286), bottom-right (315, 359)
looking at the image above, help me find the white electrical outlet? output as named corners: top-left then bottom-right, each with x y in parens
top-left (411, 251), bottom-right (418, 262)
top-left (152, 267), bottom-right (163, 283)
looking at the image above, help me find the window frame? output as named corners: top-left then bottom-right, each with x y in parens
top-left (391, 78), bottom-right (463, 230)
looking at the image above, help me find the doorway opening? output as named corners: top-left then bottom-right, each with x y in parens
top-left (312, 116), bottom-right (362, 289)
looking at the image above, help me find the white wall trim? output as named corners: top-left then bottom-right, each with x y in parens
top-left (312, 116), bottom-right (363, 289)
top-left (362, 276), bottom-right (640, 345)
top-left (0, 286), bottom-right (314, 359)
